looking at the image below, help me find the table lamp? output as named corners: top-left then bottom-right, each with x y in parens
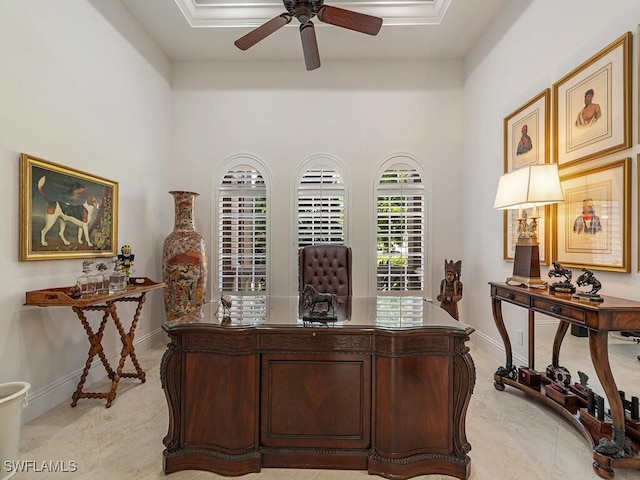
top-left (493, 164), bottom-right (564, 287)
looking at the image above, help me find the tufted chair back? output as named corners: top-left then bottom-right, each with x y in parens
top-left (298, 244), bottom-right (352, 298)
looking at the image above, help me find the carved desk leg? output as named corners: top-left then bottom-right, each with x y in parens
top-left (161, 335), bottom-right (182, 466)
top-left (491, 298), bottom-right (516, 390)
top-left (589, 330), bottom-right (632, 479)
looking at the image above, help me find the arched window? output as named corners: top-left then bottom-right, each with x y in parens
top-left (376, 162), bottom-right (425, 293)
top-left (217, 163), bottom-right (268, 294)
top-left (297, 162), bottom-right (346, 248)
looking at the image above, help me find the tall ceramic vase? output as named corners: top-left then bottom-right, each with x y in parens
top-left (162, 191), bottom-right (207, 320)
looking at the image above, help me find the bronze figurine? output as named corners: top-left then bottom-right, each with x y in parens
top-left (548, 262), bottom-right (575, 293)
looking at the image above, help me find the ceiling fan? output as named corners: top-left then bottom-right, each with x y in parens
top-left (234, 0), bottom-right (383, 71)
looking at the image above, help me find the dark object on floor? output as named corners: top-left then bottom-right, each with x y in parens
top-left (571, 324), bottom-right (588, 337)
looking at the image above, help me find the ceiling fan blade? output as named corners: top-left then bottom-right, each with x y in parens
top-left (300, 22), bottom-right (320, 71)
top-left (234, 13), bottom-right (292, 51)
top-left (317, 5), bottom-right (383, 36)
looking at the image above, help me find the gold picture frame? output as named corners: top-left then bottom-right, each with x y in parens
top-left (19, 153), bottom-right (118, 261)
top-left (502, 89), bottom-right (550, 264)
top-left (553, 32), bottom-right (632, 168)
top-left (638, 155), bottom-right (640, 272)
top-left (553, 158), bottom-right (630, 272)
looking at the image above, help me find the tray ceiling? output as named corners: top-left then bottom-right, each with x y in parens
top-left (119, 0), bottom-right (510, 63)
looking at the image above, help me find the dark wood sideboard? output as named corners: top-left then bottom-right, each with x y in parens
top-left (490, 282), bottom-right (640, 479)
top-left (161, 296), bottom-right (476, 479)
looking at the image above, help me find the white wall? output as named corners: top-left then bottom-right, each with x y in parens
top-left (13, 0), bottom-right (639, 423)
top-left (170, 60), bottom-right (465, 298)
top-left (462, 0), bottom-right (640, 374)
top-left (0, 0), bottom-right (172, 421)
top-left (1, 2), bottom-right (466, 422)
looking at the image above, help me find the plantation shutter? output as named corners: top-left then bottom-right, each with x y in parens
top-left (297, 167), bottom-right (345, 247)
top-left (376, 168), bottom-right (424, 292)
top-left (218, 167), bottom-right (267, 293)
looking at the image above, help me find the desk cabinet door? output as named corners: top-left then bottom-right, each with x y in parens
top-left (260, 352), bottom-right (372, 449)
top-left (182, 352), bottom-right (258, 453)
top-left (375, 354), bottom-right (452, 455)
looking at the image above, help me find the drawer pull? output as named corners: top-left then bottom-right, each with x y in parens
top-left (507, 293), bottom-right (515, 300)
top-left (551, 305), bottom-right (562, 314)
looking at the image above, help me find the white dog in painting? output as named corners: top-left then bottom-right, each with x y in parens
top-left (38, 176), bottom-right (100, 247)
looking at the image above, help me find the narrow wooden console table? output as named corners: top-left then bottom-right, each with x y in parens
top-left (490, 282), bottom-right (640, 479)
top-left (161, 296), bottom-right (476, 480)
top-left (25, 277), bottom-right (164, 407)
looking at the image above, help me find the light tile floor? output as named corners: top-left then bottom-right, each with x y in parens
top-left (13, 324), bottom-right (640, 479)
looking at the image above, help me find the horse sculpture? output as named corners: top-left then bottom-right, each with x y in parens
top-left (548, 261), bottom-right (575, 293)
top-left (576, 268), bottom-right (602, 295)
top-left (548, 262), bottom-right (572, 283)
top-left (302, 284), bottom-right (336, 318)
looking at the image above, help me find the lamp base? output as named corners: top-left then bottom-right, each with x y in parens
top-left (507, 275), bottom-right (547, 288)
top-left (507, 243), bottom-right (547, 288)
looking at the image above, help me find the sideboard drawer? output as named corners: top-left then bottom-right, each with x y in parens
top-left (492, 286), bottom-right (530, 307)
top-left (532, 298), bottom-right (586, 324)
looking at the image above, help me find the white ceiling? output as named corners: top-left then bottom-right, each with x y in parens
top-left (119, 0), bottom-right (509, 64)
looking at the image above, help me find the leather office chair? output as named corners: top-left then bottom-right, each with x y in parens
top-left (298, 244), bottom-right (352, 319)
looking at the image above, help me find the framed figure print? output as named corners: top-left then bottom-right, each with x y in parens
top-left (504, 89), bottom-right (550, 172)
top-left (502, 89), bottom-right (550, 264)
top-left (553, 158), bottom-right (630, 272)
top-left (553, 32), bottom-right (631, 168)
top-left (19, 153), bottom-right (118, 261)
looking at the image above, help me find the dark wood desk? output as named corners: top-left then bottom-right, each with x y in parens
top-left (490, 282), bottom-right (640, 479)
top-left (25, 277), bottom-right (164, 407)
top-left (161, 296), bottom-right (475, 479)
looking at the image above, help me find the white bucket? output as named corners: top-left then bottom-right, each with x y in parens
top-left (0, 382), bottom-right (30, 480)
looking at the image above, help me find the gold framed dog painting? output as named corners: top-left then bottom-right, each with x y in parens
top-left (19, 153), bottom-right (118, 261)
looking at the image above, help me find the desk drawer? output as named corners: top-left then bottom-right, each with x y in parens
top-left (492, 286), bottom-right (530, 307)
top-left (532, 298), bottom-right (586, 324)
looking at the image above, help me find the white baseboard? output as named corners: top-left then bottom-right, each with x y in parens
top-left (22, 328), bottom-right (167, 424)
top-left (471, 329), bottom-right (527, 369)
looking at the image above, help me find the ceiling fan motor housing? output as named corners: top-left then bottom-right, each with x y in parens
top-left (285, 0), bottom-right (324, 23)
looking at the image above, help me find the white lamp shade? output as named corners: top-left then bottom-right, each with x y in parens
top-left (493, 163), bottom-right (564, 210)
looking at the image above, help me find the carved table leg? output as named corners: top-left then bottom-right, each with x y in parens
top-left (527, 309), bottom-right (535, 370)
top-left (491, 298), bottom-right (516, 390)
top-left (550, 320), bottom-right (570, 368)
top-left (589, 330), bottom-right (632, 479)
top-left (104, 294), bottom-right (148, 407)
top-left (70, 294), bottom-right (148, 408)
top-left (71, 306), bottom-right (112, 407)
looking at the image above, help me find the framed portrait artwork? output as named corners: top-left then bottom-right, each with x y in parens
top-left (502, 89), bottom-right (550, 264)
top-left (552, 158), bottom-right (630, 272)
top-left (553, 32), bottom-right (632, 168)
top-left (19, 153), bottom-right (119, 261)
